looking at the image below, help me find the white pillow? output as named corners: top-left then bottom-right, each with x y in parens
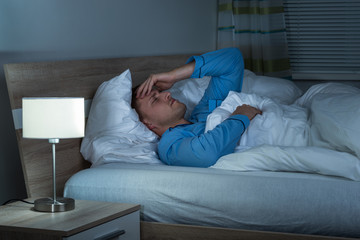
top-left (80, 69), bottom-right (162, 166)
top-left (295, 82), bottom-right (360, 108)
top-left (170, 70), bottom-right (302, 111)
top-left (242, 70), bottom-right (303, 105)
top-left (310, 92), bottom-right (360, 159)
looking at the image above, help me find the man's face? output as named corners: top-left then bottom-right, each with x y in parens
top-left (135, 89), bottom-right (186, 128)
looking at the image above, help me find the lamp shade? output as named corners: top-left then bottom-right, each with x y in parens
top-left (22, 97), bottom-right (85, 139)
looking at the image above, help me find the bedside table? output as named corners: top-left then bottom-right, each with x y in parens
top-left (0, 199), bottom-right (140, 240)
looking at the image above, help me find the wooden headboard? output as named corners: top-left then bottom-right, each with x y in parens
top-left (4, 54), bottom-right (191, 198)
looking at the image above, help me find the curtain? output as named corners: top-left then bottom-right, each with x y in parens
top-left (217, 0), bottom-right (292, 79)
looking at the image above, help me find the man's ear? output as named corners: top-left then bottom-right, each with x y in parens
top-left (143, 119), bottom-right (157, 131)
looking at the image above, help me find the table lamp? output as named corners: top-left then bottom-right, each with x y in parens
top-left (22, 97), bottom-right (85, 212)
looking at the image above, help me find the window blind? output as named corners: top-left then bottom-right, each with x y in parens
top-left (283, 0), bottom-right (360, 80)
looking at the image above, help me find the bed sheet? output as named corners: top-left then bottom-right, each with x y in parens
top-left (64, 162), bottom-right (360, 238)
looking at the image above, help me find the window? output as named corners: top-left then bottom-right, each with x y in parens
top-left (283, 0), bottom-right (360, 80)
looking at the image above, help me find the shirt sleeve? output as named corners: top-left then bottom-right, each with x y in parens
top-left (159, 114), bottom-right (250, 168)
top-left (188, 47), bottom-right (245, 123)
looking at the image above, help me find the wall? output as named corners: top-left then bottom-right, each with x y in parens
top-left (0, 0), bottom-right (217, 204)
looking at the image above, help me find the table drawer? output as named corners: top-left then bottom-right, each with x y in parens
top-left (64, 211), bottom-right (140, 240)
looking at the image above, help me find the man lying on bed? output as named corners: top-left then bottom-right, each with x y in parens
top-left (132, 48), bottom-right (262, 167)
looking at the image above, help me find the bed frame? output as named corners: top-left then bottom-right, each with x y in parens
top-left (4, 55), bottom-right (357, 240)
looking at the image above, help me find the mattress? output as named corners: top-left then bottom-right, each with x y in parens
top-left (64, 162), bottom-right (360, 238)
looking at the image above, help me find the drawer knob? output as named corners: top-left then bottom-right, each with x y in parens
top-left (94, 229), bottom-right (126, 240)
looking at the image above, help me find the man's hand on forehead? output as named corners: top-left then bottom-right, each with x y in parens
top-left (136, 61), bottom-right (195, 99)
top-left (136, 72), bottom-right (175, 99)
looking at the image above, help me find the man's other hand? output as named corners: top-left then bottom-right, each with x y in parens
top-left (231, 104), bottom-right (262, 120)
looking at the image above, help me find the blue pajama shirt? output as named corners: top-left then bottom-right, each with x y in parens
top-left (158, 48), bottom-right (250, 167)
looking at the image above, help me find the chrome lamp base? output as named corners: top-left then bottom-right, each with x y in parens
top-left (34, 197), bottom-right (75, 212)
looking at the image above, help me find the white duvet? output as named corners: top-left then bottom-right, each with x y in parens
top-left (207, 83), bottom-right (360, 181)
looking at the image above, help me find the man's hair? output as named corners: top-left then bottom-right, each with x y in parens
top-left (131, 86), bottom-right (138, 109)
top-left (131, 85), bottom-right (143, 121)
